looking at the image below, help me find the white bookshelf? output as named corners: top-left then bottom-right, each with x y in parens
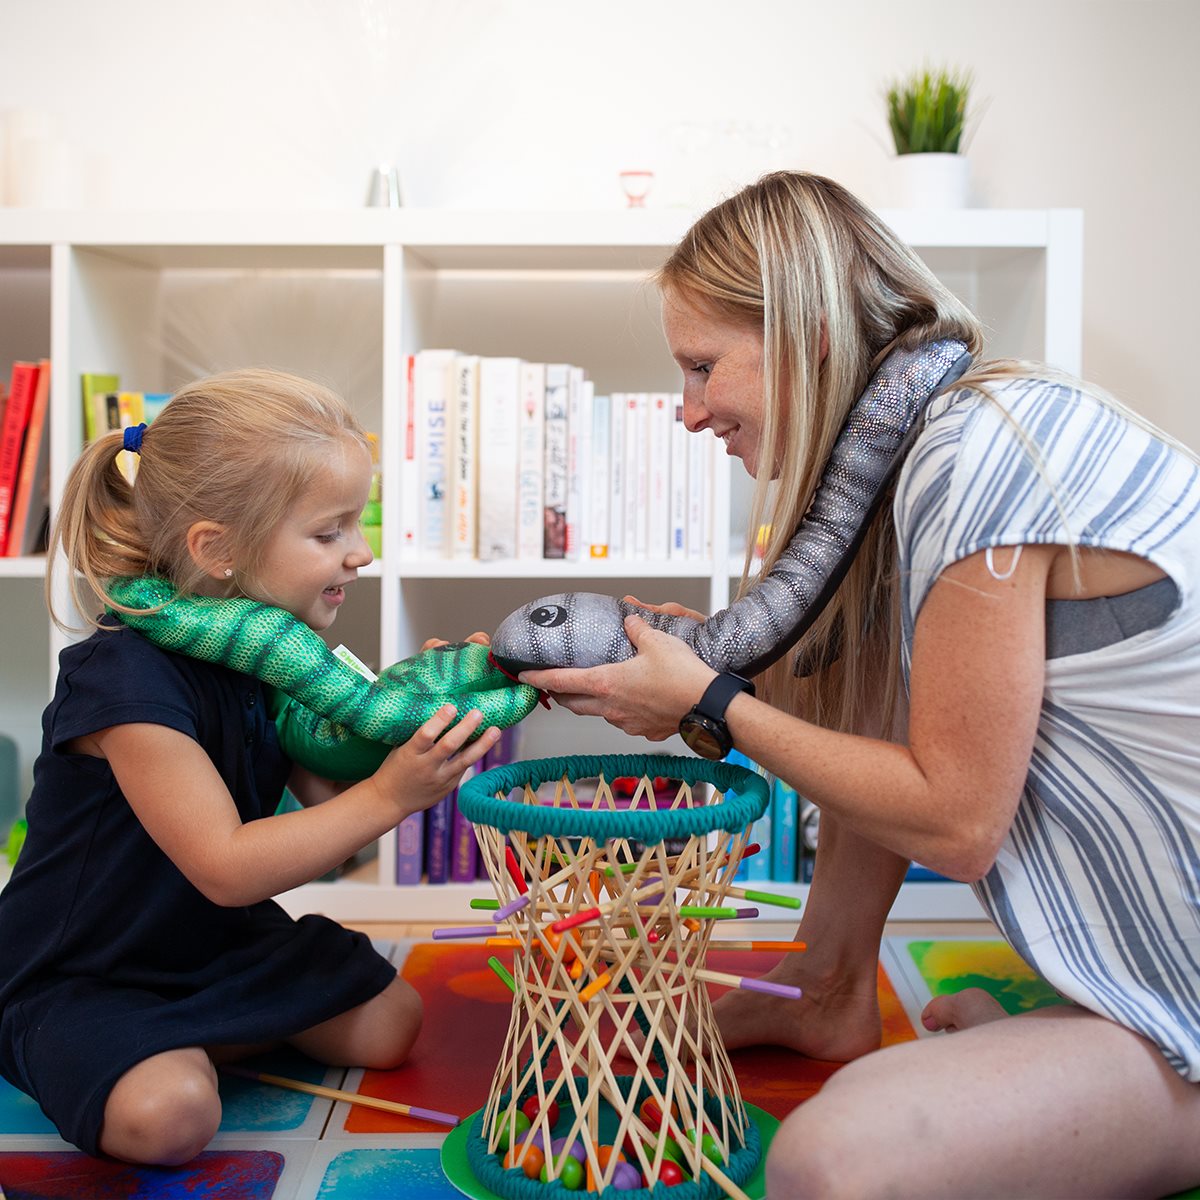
top-left (0, 206), bottom-right (1083, 922)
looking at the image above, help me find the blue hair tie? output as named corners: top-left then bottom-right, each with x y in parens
top-left (123, 423), bottom-right (147, 453)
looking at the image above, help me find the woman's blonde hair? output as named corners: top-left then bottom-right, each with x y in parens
top-left (657, 170), bottom-right (989, 737)
top-left (48, 367), bottom-right (368, 630)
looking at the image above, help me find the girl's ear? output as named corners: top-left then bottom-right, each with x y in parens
top-left (186, 521), bottom-right (233, 581)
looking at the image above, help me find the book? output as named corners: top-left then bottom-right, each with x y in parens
top-left (647, 392), bottom-right (672, 560)
top-left (588, 392), bottom-right (611, 558)
top-left (414, 349), bottom-right (457, 559)
top-left (0, 361), bottom-right (41, 557)
top-left (450, 354), bottom-right (479, 560)
top-left (449, 763), bottom-right (481, 882)
top-left (477, 356), bottom-right (522, 561)
top-left (399, 354), bottom-right (420, 559)
top-left (623, 393), bottom-right (648, 559)
top-left (424, 789), bottom-right (456, 883)
top-left (608, 392), bottom-right (626, 559)
top-left (687, 424), bottom-right (710, 560)
top-left (516, 361), bottom-right (545, 560)
top-left (81, 372), bottom-right (119, 444)
top-left (542, 363), bottom-right (570, 559)
top-left (4, 358), bottom-right (51, 557)
top-left (394, 812), bottom-right (425, 885)
top-left (770, 777), bottom-right (799, 883)
top-left (564, 366), bottom-right (587, 561)
top-left (669, 395), bottom-right (687, 558)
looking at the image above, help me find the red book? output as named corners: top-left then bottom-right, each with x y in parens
top-left (5, 358), bottom-right (51, 556)
top-left (0, 361), bottom-right (42, 556)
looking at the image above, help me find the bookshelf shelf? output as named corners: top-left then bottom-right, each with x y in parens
top-left (0, 206), bottom-right (1082, 923)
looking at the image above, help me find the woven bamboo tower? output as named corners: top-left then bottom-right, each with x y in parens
top-left (456, 754), bottom-right (771, 1199)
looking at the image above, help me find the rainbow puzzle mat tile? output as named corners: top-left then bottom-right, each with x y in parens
top-left (0, 936), bottom-right (1088, 1199)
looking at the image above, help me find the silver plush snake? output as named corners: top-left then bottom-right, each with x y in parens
top-left (491, 339), bottom-right (971, 676)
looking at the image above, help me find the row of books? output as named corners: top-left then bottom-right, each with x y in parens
top-left (0, 359), bottom-right (52, 557)
top-left (401, 350), bottom-right (715, 563)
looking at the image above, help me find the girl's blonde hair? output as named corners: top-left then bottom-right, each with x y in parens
top-left (658, 170), bottom-right (990, 737)
top-left (48, 368), bottom-right (368, 630)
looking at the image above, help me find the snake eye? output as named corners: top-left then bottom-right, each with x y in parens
top-left (530, 604), bottom-right (568, 629)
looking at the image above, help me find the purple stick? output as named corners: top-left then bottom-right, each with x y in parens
top-left (432, 924), bottom-right (496, 940)
top-left (494, 895), bottom-right (530, 922)
top-left (740, 977), bottom-right (803, 1000)
top-left (733, 907), bottom-right (760, 919)
top-left (407, 1104), bottom-right (462, 1127)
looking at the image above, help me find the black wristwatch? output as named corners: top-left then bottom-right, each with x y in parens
top-left (678, 672), bottom-right (756, 760)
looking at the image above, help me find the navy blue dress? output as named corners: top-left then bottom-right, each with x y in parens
top-left (0, 623), bottom-right (396, 1154)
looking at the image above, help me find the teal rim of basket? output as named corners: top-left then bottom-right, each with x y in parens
top-left (456, 754), bottom-right (769, 841)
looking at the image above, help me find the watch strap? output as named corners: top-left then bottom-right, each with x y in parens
top-left (694, 672), bottom-right (756, 722)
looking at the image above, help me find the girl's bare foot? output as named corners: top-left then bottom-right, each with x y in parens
top-left (920, 986), bottom-right (1007, 1033)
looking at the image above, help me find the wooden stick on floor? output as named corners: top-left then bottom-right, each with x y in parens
top-left (220, 1065), bottom-right (460, 1127)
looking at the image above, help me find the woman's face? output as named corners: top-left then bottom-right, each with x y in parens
top-left (661, 291), bottom-right (769, 477)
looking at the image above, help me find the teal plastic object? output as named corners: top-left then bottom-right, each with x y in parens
top-left (0, 733), bottom-right (19, 839)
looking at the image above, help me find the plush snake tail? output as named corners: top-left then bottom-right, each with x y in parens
top-left (490, 338), bottom-right (973, 676)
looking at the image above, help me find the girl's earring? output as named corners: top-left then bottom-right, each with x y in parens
top-left (224, 568), bottom-right (233, 578)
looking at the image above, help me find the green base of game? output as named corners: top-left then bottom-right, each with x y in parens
top-left (441, 1102), bottom-right (779, 1199)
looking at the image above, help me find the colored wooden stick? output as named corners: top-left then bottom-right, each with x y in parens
top-left (488, 955), bottom-right (517, 994)
top-left (432, 924), bottom-right (503, 940)
top-left (220, 1066), bottom-right (459, 1127)
top-left (706, 940), bottom-right (807, 953)
top-left (697, 967), bottom-right (802, 1000)
top-left (470, 897), bottom-right (500, 910)
top-left (504, 845), bottom-right (529, 894)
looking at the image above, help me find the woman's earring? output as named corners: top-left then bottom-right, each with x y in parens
top-left (224, 568), bottom-right (233, 578)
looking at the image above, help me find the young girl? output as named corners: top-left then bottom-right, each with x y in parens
top-left (0, 369), bottom-right (500, 1166)
top-left (523, 173), bottom-right (1200, 1198)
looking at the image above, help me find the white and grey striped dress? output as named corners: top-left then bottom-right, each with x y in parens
top-left (895, 376), bottom-right (1200, 1079)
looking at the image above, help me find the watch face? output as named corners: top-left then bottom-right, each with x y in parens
top-left (679, 714), bottom-right (728, 760)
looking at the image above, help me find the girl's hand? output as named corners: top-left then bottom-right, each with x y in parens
top-left (420, 631), bottom-right (491, 651)
top-left (520, 614), bottom-right (717, 741)
top-left (372, 703), bottom-right (499, 818)
top-left (622, 594), bottom-right (708, 623)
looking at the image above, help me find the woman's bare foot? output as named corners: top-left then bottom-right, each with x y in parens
top-left (920, 986), bottom-right (1007, 1033)
top-left (713, 958), bottom-right (883, 1062)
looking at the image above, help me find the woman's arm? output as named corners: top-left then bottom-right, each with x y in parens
top-left (523, 545), bottom-right (1052, 881)
top-left (92, 704), bottom-right (497, 906)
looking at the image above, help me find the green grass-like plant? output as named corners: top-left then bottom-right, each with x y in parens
top-left (886, 67), bottom-right (972, 155)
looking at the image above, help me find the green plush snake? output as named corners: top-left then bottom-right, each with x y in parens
top-left (107, 576), bottom-right (540, 780)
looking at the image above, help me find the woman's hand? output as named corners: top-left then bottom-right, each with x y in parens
top-left (371, 703), bottom-right (499, 818)
top-left (420, 631), bottom-right (491, 651)
top-left (520, 614), bottom-right (718, 741)
top-left (622, 594), bottom-right (708, 623)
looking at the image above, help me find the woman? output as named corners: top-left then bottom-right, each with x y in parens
top-left (522, 172), bottom-right (1200, 1198)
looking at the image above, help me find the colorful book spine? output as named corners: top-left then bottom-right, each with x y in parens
top-left (81, 372), bottom-right (119, 444)
top-left (5, 358), bottom-right (51, 557)
top-left (415, 349), bottom-right (456, 559)
top-left (399, 354), bottom-right (420, 559)
top-left (647, 392), bottom-right (672, 560)
top-left (608, 393), bottom-right (626, 559)
top-left (588, 392), bottom-right (611, 559)
top-left (687, 424), bottom-right (710, 560)
top-left (516, 361), bottom-right (546, 560)
top-left (542, 363), bottom-right (570, 559)
top-left (451, 354), bottom-right (479, 560)
top-left (449, 764), bottom-right (481, 882)
top-left (0, 362), bottom-right (41, 556)
top-left (770, 777), bottom-right (799, 883)
top-left (564, 366), bottom-right (586, 561)
top-left (477, 357), bottom-right (522, 561)
top-left (395, 812), bottom-right (425, 885)
top-left (623, 393), bottom-right (648, 559)
top-left (669, 395), bottom-right (687, 559)
top-left (424, 790), bottom-right (456, 884)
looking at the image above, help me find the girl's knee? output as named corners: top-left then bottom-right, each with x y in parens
top-left (362, 976), bottom-right (423, 1069)
top-left (100, 1065), bottom-right (221, 1165)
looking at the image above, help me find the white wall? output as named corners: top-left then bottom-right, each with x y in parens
top-left (1, 0), bottom-right (1196, 444)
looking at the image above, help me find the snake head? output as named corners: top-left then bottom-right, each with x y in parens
top-left (491, 592), bottom-right (637, 672)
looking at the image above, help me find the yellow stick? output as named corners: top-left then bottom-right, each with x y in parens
top-left (220, 1066), bottom-right (460, 1127)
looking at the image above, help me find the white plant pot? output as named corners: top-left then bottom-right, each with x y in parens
top-left (890, 152), bottom-right (970, 209)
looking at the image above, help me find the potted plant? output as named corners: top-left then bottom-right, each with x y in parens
top-left (884, 66), bottom-right (975, 208)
